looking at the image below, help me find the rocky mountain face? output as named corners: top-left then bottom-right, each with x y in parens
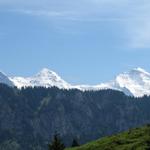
top-left (1, 67), bottom-right (150, 97)
top-left (0, 84), bottom-right (150, 150)
top-left (0, 72), bottom-right (14, 87)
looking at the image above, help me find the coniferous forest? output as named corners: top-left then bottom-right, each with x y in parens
top-left (0, 83), bottom-right (150, 150)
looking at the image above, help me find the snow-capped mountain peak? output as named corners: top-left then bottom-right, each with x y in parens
top-left (36, 68), bottom-right (58, 78)
top-left (10, 68), bottom-right (71, 89)
top-left (74, 67), bottom-right (150, 97)
top-left (34, 68), bottom-right (64, 84)
top-left (108, 67), bottom-right (150, 97)
top-left (1, 67), bottom-right (150, 97)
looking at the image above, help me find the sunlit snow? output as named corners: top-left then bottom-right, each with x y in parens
top-left (0, 67), bottom-right (150, 97)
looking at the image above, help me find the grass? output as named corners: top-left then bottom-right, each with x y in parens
top-left (66, 125), bottom-right (150, 150)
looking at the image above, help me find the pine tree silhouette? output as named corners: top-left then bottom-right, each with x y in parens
top-left (48, 133), bottom-right (65, 150)
top-left (71, 139), bottom-right (80, 147)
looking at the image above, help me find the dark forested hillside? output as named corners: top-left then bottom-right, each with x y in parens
top-left (0, 84), bottom-right (150, 150)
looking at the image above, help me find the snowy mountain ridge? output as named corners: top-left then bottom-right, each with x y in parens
top-left (0, 67), bottom-right (150, 97)
top-left (9, 68), bottom-right (71, 89)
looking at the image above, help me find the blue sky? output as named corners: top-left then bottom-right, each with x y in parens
top-left (0, 0), bottom-right (150, 84)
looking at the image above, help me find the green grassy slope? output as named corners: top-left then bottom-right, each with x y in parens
top-left (67, 125), bottom-right (150, 150)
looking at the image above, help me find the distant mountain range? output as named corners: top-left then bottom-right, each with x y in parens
top-left (1, 67), bottom-right (150, 97)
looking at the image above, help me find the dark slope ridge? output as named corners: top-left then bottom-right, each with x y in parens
top-left (0, 84), bottom-right (150, 150)
top-left (67, 125), bottom-right (150, 150)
